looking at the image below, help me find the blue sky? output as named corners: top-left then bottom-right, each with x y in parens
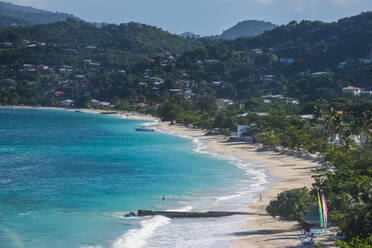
top-left (5, 0), bottom-right (372, 35)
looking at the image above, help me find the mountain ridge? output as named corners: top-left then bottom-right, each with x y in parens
top-left (221, 20), bottom-right (277, 39)
top-left (0, 1), bottom-right (76, 27)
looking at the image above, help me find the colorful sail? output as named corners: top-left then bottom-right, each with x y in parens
top-left (317, 192), bottom-right (324, 228)
top-left (321, 193), bottom-right (328, 231)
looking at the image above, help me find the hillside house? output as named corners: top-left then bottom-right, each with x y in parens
top-left (312, 72), bottom-right (327, 77)
top-left (260, 75), bottom-right (274, 82)
top-left (283, 97), bottom-right (299, 104)
top-left (338, 61), bottom-right (348, 68)
top-left (279, 58), bottom-right (294, 64)
top-left (54, 91), bottom-right (64, 96)
top-left (360, 88), bottom-right (372, 96)
top-left (216, 98), bottom-right (233, 110)
top-left (251, 48), bottom-right (263, 54)
top-left (63, 48), bottom-right (79, 54)
top-left (360, 58), bottom-right (371, 64)
top-left (170, 89), bottom-right (181, 93)
top-left (343, 86), bottom-right (362, 96)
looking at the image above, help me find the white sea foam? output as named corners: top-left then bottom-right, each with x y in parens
top-left (113, 216), bottom-right (171, 248)
top-left (166, 205), bottom-right (193, 212)
top-left (113, 126), bottom-right (269, 248)
top-left (215, 192), bottom-right (246, 201)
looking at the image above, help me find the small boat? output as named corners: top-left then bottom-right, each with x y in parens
top-left (100, 111), bottom-right (117, 114)
top-left (135, 126), bottom-right (155, 132)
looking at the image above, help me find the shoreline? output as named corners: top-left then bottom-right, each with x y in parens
top-left (155, 122), bottom-right (337, 248)
top-left (4, 106), bottom-right (337, 247)
top-left (4, 105), bottom-right (159, 121)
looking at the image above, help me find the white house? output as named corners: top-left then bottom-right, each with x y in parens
top-left (237, 125), bottom-right (248, 138)
top-left (92, 99), bottom-right (111, 106)
top-left (251, 48), bottom-right (263, 54)
top-left (343, 86), bottom-right (362, 96)
top-left (59, 99), bottom-right (74, 106)
top-left (260, 75), bottom-right (275, 82)
top-left (312, 72), bottom-right (327, 77)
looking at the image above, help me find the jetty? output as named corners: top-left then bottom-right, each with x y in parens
top-left (130, 210), bottom-right (268, 218)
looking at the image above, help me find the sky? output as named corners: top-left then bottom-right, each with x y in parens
top-left (4, 0), bottom-right (372, 35)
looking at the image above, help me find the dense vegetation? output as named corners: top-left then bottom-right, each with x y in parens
top-left (0, 10), bottom-right (371, 246)
top-left (266, 187), bottom-right (313, 220)
top-left (265, 106), bottom-right (372, 244)
top-left (221, 20), bottom-right (277, 39)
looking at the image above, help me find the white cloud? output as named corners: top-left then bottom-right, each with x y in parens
top-left (329, 0), bottom-right (367, 6)
top-left (4, 0), bottom-right (48, 9)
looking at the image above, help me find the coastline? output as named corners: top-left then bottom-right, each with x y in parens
top-left (155, 122), bottom-right (337, 248)
top-left (4, 106), bottom-right (337, 247)
top-left (6, 105), bottom-right (159, 121)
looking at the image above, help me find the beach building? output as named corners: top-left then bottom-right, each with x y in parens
top-left (236, 124), bottom-right (257, 143)
top-left (137, 102), bottom-right (148, 108)
top-left (92, 99), bottom-right (111, 107)
top-left (59, 99), bottom-right (74, 106)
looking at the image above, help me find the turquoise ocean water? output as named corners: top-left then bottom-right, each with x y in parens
top-left (0, 108), bottom-right (267, 248)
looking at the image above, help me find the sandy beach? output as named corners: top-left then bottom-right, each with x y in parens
top-left (155, 122), bottom-right (338, 248)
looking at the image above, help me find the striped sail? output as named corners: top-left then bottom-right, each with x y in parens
top-left (321, 193), bottom-right (328, 231)
top-left (317, 192), bottom-right (324, 228)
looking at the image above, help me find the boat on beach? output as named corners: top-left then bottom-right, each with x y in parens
top-left (100, 111), bottom-right (117, 114)
top-left (135, 126), bottom-right (155, 132)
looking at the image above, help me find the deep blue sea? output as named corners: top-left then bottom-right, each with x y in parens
top-left (0, 108), bottom-right (267, 248)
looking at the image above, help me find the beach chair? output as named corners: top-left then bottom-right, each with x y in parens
top-left (309, 229), bottom-right (327, 235)
top-left (301, 237), bottom-right (314, 246)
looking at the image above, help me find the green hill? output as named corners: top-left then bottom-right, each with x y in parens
top-left (0, 18), bottom-right (203, 55)
top-left (0, 1), bottom-right (75, 27)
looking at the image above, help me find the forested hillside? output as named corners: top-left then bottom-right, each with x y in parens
top-left (0, 11), bottom-right (371, 245)
top-left (0, 1), bottom-right (75, 27)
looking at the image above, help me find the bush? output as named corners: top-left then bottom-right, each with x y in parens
top-left (220, 128), bottom-right (231, 137)
top-left (335, 236), bottom-right (372, 248)
top-left (266, 187), bottom-right (314, 220)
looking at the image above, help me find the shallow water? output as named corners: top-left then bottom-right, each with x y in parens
top-left (0, 108), bottom-right (266, 248)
